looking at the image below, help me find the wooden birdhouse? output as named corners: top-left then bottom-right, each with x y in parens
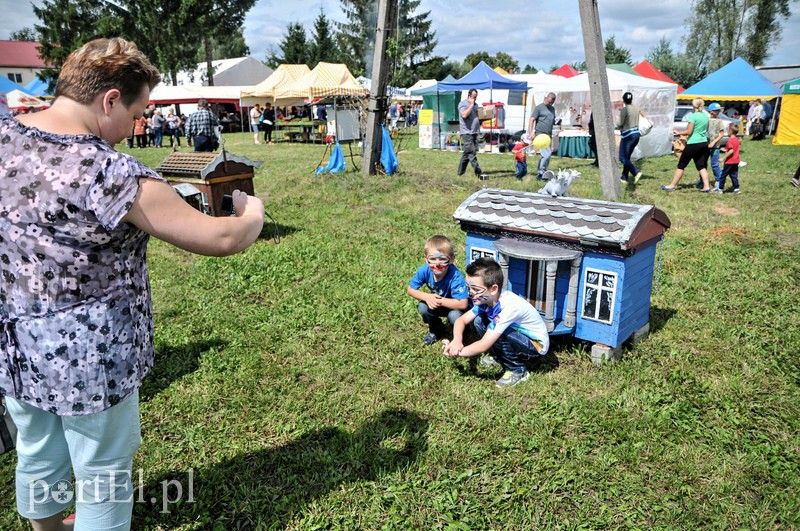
top-left (156, 150), bottom-right (261, 217)
top-left (453, 189), bottom-right (671, 362)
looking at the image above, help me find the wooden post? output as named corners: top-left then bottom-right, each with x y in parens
top-left (578, 0), bottom-right (620, 200)
top-left (363, 0), bottom-right (397, 175)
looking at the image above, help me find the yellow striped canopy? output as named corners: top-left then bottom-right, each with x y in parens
top-left (274, 62), bottom-right (368, 104)
top-left (240, 64), bottom-right (311, 100)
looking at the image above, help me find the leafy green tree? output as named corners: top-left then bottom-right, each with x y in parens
top-left (603, 35), bottom-right (632, 65)
top-left (462, 51), bottom-right (520, 73)
top-left (683, 0), bottom-right (791, 73)
top-left (10, 28), bottom-right (39, 41)
top-left (267, 22), bottom-right (309, 68)
top-left (197, 33), bottom-right (250, 63)
top-left (463, 51), bottom-right (493, 70)
top-left (387, 0), bottom-right (445, 86)
top-left (493, 52), bottom-right (519, 73)
top-left (310, 9), bottom-right (339, 65)
top-left (33, 0), bottom-right (127, 88)
top-left (521, 64), bottom-right (538, 74)
top-left (645, 37), bottom-right (701, 87)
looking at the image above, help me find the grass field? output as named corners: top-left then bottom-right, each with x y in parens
top-left (1, 129), bottom-right (798, 530)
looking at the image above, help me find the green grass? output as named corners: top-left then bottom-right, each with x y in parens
top-left (1, 130), bottom-right (798, 530)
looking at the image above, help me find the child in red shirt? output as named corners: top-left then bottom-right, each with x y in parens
top-left (715, 123), bottom-right (741, 194)
top-left (512, 133), bottom-right (532, 181)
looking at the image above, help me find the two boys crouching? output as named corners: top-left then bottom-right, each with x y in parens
top-left (407, 236), bottom-right (550, 388)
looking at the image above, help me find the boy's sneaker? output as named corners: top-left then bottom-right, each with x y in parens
top-left (422, 332), bottom-right (438, 346)
top-left (712, 188), bottom-right (723, 194)
top-left (634, 172), bottom-right (643, 184)
top-left (479, 355), bottom-right (502, 370)
top-left (732, 188), bottom-right (741, 194)
top-left (495, 370), bottom-right (530, 388)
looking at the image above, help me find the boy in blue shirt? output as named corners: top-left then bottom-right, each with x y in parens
top-left (407, 235), bottom-right (470, 346)
top-left (443, 257), bottom-right (549, 387)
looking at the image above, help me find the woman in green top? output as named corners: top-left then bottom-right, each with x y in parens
top-left (663, 98), bottom-right (712, 192)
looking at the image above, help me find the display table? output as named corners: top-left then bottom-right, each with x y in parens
top-left (557, 129), bottom-right (595, 159)
top-left (275, 120), bottom-right (325, 142)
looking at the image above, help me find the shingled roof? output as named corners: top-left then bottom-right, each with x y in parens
top-left (453, 189), bottom-right (670, 251)
top-left (155, 151), bottom-right (261, 179)
top-left (0, 41), bottom-right (50, 68)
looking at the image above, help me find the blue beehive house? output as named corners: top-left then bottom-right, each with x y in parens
top-left (453, 189), bottom-right (671, 362)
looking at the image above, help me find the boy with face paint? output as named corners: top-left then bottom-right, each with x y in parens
top-left (443, 257), bottom-right (549, 387)
top-left (407, 235), bottom-right (471, 346)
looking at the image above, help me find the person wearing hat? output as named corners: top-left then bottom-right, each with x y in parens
top-left (705, 102), bottom-right (725, 189)
top-left (184, 98), bottom-right (220, 151)
top-left (511, 133), bottom-right (532, 181)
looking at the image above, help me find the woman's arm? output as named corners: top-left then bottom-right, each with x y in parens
top-left (123, 178), bottom-right (265, 257)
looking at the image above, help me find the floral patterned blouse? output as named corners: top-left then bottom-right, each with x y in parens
top-left (0, 115), bottom-right (162, 415)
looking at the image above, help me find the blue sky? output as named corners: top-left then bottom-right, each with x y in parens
top-left (3, 0), bottom-right (799, 72)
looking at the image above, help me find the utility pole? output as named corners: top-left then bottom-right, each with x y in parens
top-left (579, 0), bottom-right (620, 200)
top-left (363, 0), bottom-right (398, 175)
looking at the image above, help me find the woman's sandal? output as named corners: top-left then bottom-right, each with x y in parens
top-left (661, 185), bottom-right (676, 191)
top-left (698, 188), bottom-right (711, 193)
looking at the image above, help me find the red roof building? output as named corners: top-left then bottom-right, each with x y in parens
top-left (0, 40), bottom-right (50, 87)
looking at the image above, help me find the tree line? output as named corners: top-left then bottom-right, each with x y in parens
top-left (11, 0), bottom-right (792, 90)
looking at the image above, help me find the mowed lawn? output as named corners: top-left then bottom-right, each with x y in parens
top-left (1, 128), bottom-right (798, 530)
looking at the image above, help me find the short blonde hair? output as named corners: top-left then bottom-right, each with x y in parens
top-left (424, 235), bottom-right (455, 257)
top-left (692, 98), bottom-right (705, 111)
top-left (56, 38), bottom-right (161, 107)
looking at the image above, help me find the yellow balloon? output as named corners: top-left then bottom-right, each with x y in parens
top-left (533, 134), bottom-right (551, 149)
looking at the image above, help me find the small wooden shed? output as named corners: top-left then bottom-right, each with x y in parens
top-left (156, 151), bottom-right (260, 217)
top-left (453, 189), bottom-right (671, 362)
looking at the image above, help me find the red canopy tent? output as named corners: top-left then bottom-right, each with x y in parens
top-left (550, 64), bottom-right (580, 78)
top-left (633, 61), bottom-right (684, 93)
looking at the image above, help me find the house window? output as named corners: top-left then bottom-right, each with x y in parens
top-left (581, 268), bottom-right (617, 324)
top-left (469, 247), bottom-right (496, 263)
top-left (7, 73), bottom-right (23, 84)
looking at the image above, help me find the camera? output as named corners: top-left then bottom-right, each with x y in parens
top-left (220, 194), bottom-right (235, 215)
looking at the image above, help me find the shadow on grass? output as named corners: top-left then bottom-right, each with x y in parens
top-left (258, 221), bottom-right (300, 242)
top-left (132, 408), bottom-right (429, 530)
top-left (139, 338), bottom-right (226, 402)
top-left (648, 305), bottom-right (677, 336)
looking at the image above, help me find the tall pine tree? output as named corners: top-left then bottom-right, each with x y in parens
top-left (310, 9), bottom-right (338, 65)
top-left (337, 0), bottom-right (443, 86)
top-left (335, 0), bottom-right (376, 77)
top-left (267, 22), bottom-right (310, 68)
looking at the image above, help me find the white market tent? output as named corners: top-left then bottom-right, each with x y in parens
top-left (149, 84), bottom-right (244, 107)
top-left (5, 89), bottom-right (50, 111)
top-left (176, 57), bottom-right (273, 87)
top-left (545, 69), bottom-right (678, 159)
top-left (240, 64), bottom-right (311, 107)
top-left (470, 71), bottom-right (565, 132)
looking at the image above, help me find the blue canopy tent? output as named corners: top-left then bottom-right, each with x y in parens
top-left (437, 62), bottom-right (528, 150)
top-left (678, 58), bottom-right (781, 133)
top-left (24, 77), bottom-right (52, 98)
top-left (0, 77), bottom-right (30, 95)
top-left (678, 58), bottom-right (780, 101)
top-left (410, 75), bottom-right (459, 149)
top-left (437, 62), bottom-right (528, 92)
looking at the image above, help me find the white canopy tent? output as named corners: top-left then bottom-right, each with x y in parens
top-left (543, 69), bottom-right (678, 159)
